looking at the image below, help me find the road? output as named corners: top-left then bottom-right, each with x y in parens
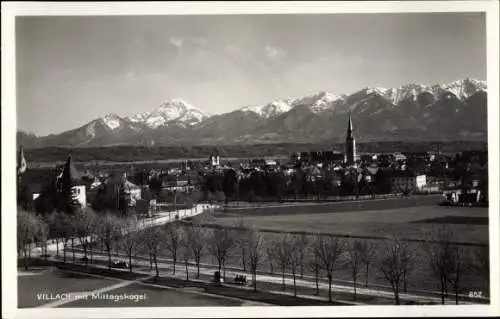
top-left (53, 249), bottom-right (483, 306)
top-left (30, 203), bottom-right (219, 256)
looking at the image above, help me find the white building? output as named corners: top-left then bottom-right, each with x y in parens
top-left (391, 171), bottom-right (427, 193)
top-left (71, 185), bottom-right (87, 207)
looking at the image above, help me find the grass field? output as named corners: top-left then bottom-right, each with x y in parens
top-left (62, 283), bottom-right (244, 307)
top-left (189, 197), bottom-right (490, 297)
top-left (209, 204), bottom-right (489, 245)
top-left (18, 267), bottom-right (119, 308)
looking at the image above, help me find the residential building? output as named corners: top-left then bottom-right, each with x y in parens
top-left (390, 170), bottom-right (427, 193)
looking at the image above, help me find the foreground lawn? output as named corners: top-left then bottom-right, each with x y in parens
top-left (61, 283), bottom-right (244, 307)
top-left (18, 267), bottom-right (119, 308)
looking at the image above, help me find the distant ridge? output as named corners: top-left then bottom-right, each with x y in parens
top-left (18, 78), bottom-right (487, 148)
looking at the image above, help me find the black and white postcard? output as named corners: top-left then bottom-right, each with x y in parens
top-left (2, 1), bottom-right (499, 318)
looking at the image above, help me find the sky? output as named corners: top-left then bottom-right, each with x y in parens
top-left (16, 12), bottom-right (486, 136)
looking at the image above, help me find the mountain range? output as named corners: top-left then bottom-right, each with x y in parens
top-left (18, 78), bottom-right (488, 148)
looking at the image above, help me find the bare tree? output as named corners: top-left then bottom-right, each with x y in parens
top-left (142, 225), bottom-right (163, 278)
top-left (179, 226), bottom-right (192, 281)
top-left (47, 212), bottom-right (62, 259)
top-left (119, 216), bottom-right (139, 272)
top-left (74, 208), bottom-right (97, 264)
top-left (59, 212), bottom-right (73, 263)
top-left (98, 213), bottom-right (121, 270)
top-left (297, 233), bottom-right (309, 279)
top-left (164, 223), bottom-right (181, 274)
top-left (315, 235), bottom-right (345, 302)
top-left (235, 218), bottom-right (249, 271)
top-left (17, 210), bottom-right (41, 270)
top-left (345, 240), bottom-right (363, 300)
top-left (448, 245), bottom-right (471, 305)
top-left (188, 224), bottom-right (207, 278)
top-left (246, 228), bottom-right (263, 292)
top-left (377, 237), bottom-right (413, 305)
top-left (424, 227), bottom-right (456, 304)
top-left (208, 226), bottom-right (235, 281)
top-left (288, 235), bottom-right (302, 297)
top-left (358, 240), bottom-right (377, 288)
top-left (266, 244), bottom-right (277, 275)
top-left (274, 233), bottom-right (293, 291)
top-left (473, 245), bottom-right (489, 296)
top-left (309, 234), bottom-right (322, 295)
top-left (402, 244), bottom-right (418, 293)
top-left (37, 216), bottom-right (49, 260)
top-left (87, 210), bottom-right (100, 264)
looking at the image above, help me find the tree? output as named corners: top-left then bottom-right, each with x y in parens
top-left (297, 233), bottom-right (309, 279)
top-left (424, 227), bottom-right (456, 304)
top-left (309, 234), bottom-right (322, 295)
top-left (119, 216), bottom-right (140, 272)
top-left (187, 224), bottom-right (207, 278)
top-left (246, 228), bottom-right (263, 292)
top-left (374, 169), bottom-right (392, 194)
top-left (58, 212), bottom-right (74, 263)
top-left (288, 235), bottom-right (302, 297)
top-left (37, 215), bottom-right (50, 260)
top-left (148, 175), bottom-right (163, 198)
top-left (208, 226), bottom-right (235, 281)
top-left (377, 237), bottom-right (413, 305)
top-left (315, 235), bottom-right (345, 302)
top-left (17, 210), bottom-right (41, 270)
top-left (179, 226), bottom-right (192, 281)
top-left (448, 245), bottom-right (471, 305)
top-left (164, 223), bottom-right (181, 274)
top-left (473, 245), bottom-right (489, 296)
top-left (267, 171), bottom-right (286, 201)
top-left (98, 213), bottom-right (121, 270)
top-left (56, 156), bottom-right (79, 214)
top-left (74, 208), bottom-right (97, 264)
top-left (274, 234), bottom-right (293, 291)
top-left (235, 218), bottom-right (250, 271)
top-left (345, 240), bottom-right (363, 300)
top-left (358, 240), bottom-right (377, 288)
top-left (222, 169), bottom-right (238, 204)
top-left (266, 244), bottom-right (277, 275)
top-left (142, 225), bottom-right (163, 279)
top-left (215, 191), bottom-right (226, 204)
top-left (47, 212), bottom-right (62, 259)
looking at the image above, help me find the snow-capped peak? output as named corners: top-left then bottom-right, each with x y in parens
top-left (364, 87), bottom-right (389, 96)
top-left (241, 91), bottom-right (345, 117)
top-left (383, 83), bottom-right (434, 104)
top-left (127, 98), bottom-right (209, 129)
top-left (101, 113), bottom-right (121, 130)
top-left (241, 100), bottom-right (292, 118)
top-left (291, 91), bottom-right (344, 112)
top-left (440, 78), bottom-right (487, 101)
top-left (127, 112), bottom-right (151, 123)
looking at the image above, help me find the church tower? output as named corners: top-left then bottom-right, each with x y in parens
top-left (345, 112), bottom-right (356, 166)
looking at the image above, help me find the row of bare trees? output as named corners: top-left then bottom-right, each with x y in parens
top-left (18, 209), bottom-right (490, 305)
top-left (262, 230), bottom-right (488, 305)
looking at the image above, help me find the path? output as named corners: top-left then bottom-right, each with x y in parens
top-left (30, 203), bottom-right (218, 256)
top-left (37, 268), bottom-right (268, 308)
top-left (58, 250), bottom-right (479, 305)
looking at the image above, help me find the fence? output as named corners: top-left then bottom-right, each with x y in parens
top-left (221, 193), bottom-right (406, 208)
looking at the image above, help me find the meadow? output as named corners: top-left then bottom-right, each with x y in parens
top-left (209, 202), bottom-right (489, 245)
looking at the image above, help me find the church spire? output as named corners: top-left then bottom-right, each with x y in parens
top-left (345, 112), bottom-right (356, 167)
top-left (347, 112), bottom-right (353, 136)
